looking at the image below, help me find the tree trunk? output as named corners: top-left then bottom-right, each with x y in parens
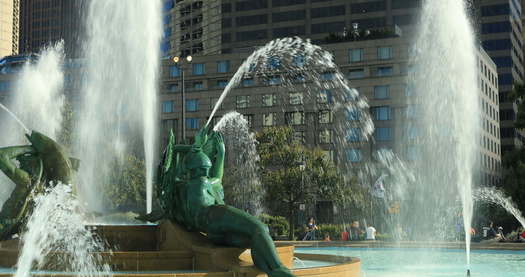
top-left (288, 202), bottom-right (295, 240)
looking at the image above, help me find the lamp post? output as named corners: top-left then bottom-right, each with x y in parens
top-left (172, 55), bottom-right (192, 142)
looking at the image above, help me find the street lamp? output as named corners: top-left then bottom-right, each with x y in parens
top-left (172, 55), bottom-right (192, 142)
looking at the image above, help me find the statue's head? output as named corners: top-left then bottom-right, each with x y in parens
top-left (185, 149), bottom-right (212, 178)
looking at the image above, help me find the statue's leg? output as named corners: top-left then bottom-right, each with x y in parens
top-left (201, 205), bottom-right (295, 277)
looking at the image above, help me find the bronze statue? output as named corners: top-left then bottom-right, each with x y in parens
top-left (148, 127), bottom-right (294, 277)
top-left (0, 131), bottom-right (76, 240)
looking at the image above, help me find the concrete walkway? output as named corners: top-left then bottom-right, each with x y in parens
top-left (277, 240), bottom-right (525, 251)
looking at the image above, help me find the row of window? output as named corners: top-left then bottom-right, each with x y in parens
top-left (162, 99), bottom-right (200, 113)
top-left (481, 134), bottom-right (500, 156)
top-left (169, 60), bottom-right (230, 77)
top-left (220, 0), bottom-right (419, 12)
top-left (349, 46), bottom-right (393, 62)
top-left (167, 47), bottom-right (394, 78)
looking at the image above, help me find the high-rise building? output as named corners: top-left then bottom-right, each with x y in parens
top-left (18, 0), bottom-right (86, 57)
top-left (0, 0), bottom-right (19, 58)
top-left (475, 0), bottom-right (525, 152)
top-left (162, 0), bottom-right (422, 57)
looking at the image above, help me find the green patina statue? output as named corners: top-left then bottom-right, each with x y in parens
top-left (149, 127), bottom-right (294, 277)
top-left (0, 131), bottom-right (77, 240)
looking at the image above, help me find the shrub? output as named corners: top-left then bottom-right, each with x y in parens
top-left (318, 224), bottom-right (346, 240)
top-left (258, 214), bottom-right (289, 238)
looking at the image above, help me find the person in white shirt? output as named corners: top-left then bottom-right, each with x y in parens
top-left (366, 226), bottom-right (376, 240)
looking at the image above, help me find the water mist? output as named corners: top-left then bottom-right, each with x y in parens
top-left (407, 0), bottom-right (480, 268)
top-left (0, 43), bottom-right (65, 210)
top-left (76, 0), bottom-right (162, 213)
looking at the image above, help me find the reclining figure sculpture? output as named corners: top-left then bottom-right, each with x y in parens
top-left (0, 131), bottom-right (77, 241)
top-left (145, 127), bottom-right (295, 277)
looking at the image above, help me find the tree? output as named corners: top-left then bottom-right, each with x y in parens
top-left (104, 154), bottom-right (146, 212)
top-left (495, 83), bottom-right (525, 229)
top-left (508, 83), bottom-right (525, 129)
top-left (256, 126), bottom-right (361, 239)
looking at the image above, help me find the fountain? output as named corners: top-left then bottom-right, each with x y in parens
top-left (74, 0), bottom-right (161, 213)
top-left (0, 0), bottom-right (523, 276)
top-left (213, 112), bottom-right (264, 215)
top-left (474, 187), bottom-right (525, 228)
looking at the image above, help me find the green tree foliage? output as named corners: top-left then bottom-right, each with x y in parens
top-left (104, 154), bottom-right (146, 212)
top-left (509, 83), bottom-right (525, 129)
top-left (495, 83), bottom-right (525, 229)
top-left (256, 126), bottom-right (361, 239)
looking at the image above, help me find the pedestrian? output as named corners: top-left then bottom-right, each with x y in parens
top-left (302, 217), bottom-right (318, 241)
top-left (366, 225), bottom-right (377, 240)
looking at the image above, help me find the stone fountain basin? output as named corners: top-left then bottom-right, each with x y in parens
top-left (0, 222), bottom-right (360, 276)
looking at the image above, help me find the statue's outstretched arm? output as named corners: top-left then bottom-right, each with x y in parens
top-left (172, 145), bottom-right (192, 153)
top-left (209, 133), bottom-right (225, 180)
top-left (0, 146), bottom-right (35, 186)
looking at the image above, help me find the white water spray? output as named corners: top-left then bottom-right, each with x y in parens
top-left (0, 43), bottom-right (65, 209)
top-left (410, 0), bottom-right (480, 267)
top-left (213, 112), bottom-right (264, 214)
top-left (76, 0), bottom-right (161, 213)
top-left (474, 187), bottom-right (525, 228)
top-left (15, 184), bottom-right (111, 277)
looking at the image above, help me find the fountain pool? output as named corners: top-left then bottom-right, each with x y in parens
top-left (296, 247), bottom-right (525, 277)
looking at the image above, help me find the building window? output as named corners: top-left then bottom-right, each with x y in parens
top-left (268, 75), bottom-right (282, 85)
top-left (347, 149), bottom-right (362, 162)
top-left (376, 67), bottom-right (393, 76)
top-left (294, 75), bottom-right (306, 83)
top-left (217, 60), bottom-right (230, 73)
top-left (346, 108), bottom-right (360, 121)
top-left (371, 106), bottom-right (391, 120)
top-left (347, 128), bottom-right (361, 142)
top-left (293, 55), bottom-right (306, 67)
top-left (293, 131), bottom-right (305, 143)
top-left (311, 5), bottom-right (346, 18)
top-left (168, 83), bottom-right (179, 93)
top-left (349, 48), bottom-right (363, 62)
top-left (377, 46), bottom-right (393, 60)
top-left (242, 114), bottom-right (254, 127)
top-left (236, 95), bottom-right (250, 109)
top-left (268, 56), bottom-right (281, 70)
top-left (192, 63), bottom-right (205, 75)
top-left (216, 80), bottom-right (228, 88)
top-left (242, 78), bottom-right (254, 86)
top-left (193, 81), bottom-right (204, 90)
top-left (318, 90), bottom-right (332, 104)
top-left (319, 129), bottom-right (332, 144)
top-left (374, 127), bottom-right (392, 141)
top-left (321, 72), bottom-right (334, 80)
top-left (263, 113), bottom-right (277, 126)
top-left (348, 69), bottom-right (365, 79)
top-left (285, 111), bottom-right (305, 125)
top-left (186, 118), bottom-right (199, 129)
top-left (161, 119), bottom-right (177, 134)
top-left (162, 101), bottom-right (174, 113)
top-left (481, 21), bottom-right (511, 34)
top-left (186, 99), bottom-right (199, 112)
top-left (170, 65), bottom-right (181, 77)
top-left (289, 92), bottom-right (303, 105)
top-left (262, 94), bottom-right (276, 107)
top-left (374, 85), bottom-right (390, 99)
top-left (318, 110), bottom-right (333, 124)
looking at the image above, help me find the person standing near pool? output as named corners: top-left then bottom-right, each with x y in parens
top-left (366, 225), bottom-right (377, 240)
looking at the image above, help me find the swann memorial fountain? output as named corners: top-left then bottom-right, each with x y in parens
top-left (0, 129), bottom-right (360, 277)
